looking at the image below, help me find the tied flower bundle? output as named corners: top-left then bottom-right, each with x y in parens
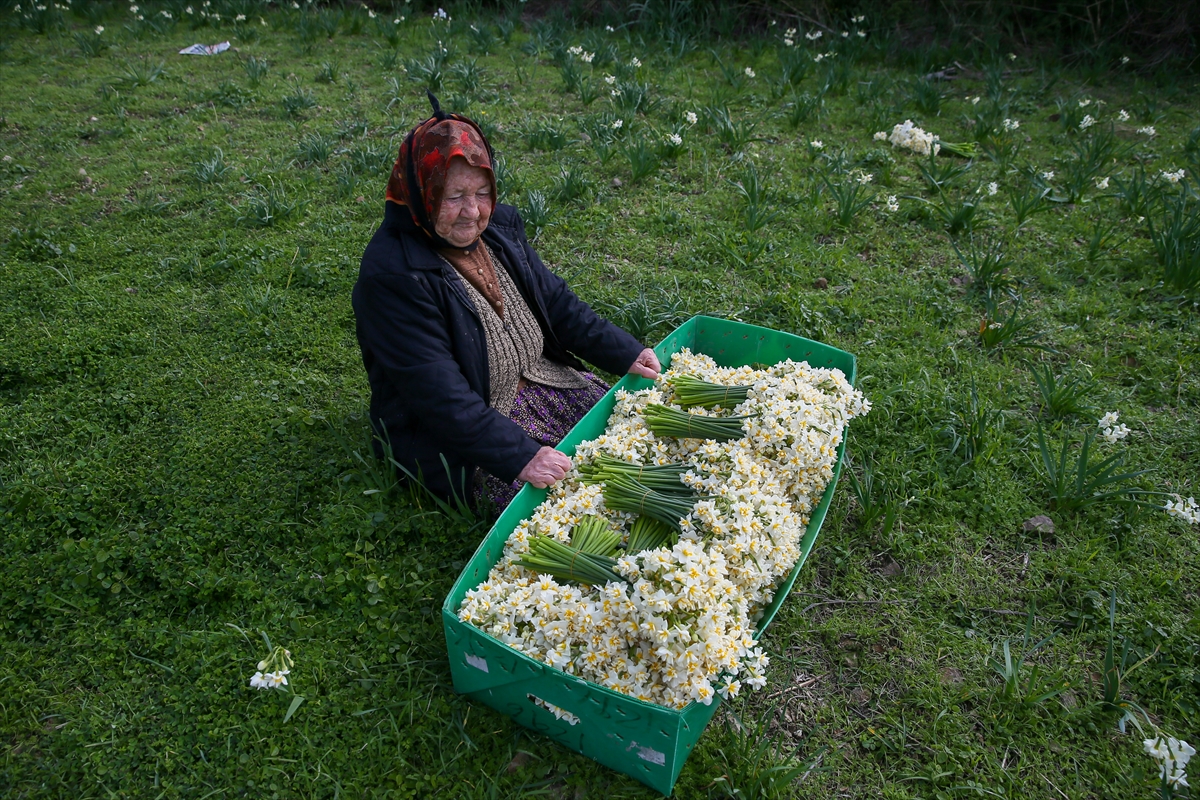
top-left (884, 120), bottom-right (977, 158)
top-left (458, 350), bottom-right (870, 709)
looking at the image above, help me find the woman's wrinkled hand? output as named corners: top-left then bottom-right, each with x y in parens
top-left (518, 446), bottom-right (572, 489)
top-left (627, 348), bottom-right (661, 380)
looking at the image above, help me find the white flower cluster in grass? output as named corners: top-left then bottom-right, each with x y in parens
top-left (886, 120), bottom-right (940, 156)
top-left (1138, 126), bottom-right (1157, 136)
top-left (1162, 168), bottom-right (1186, 184)
top-left (1098, 411), bottom-right (1130, 443)
top-left (1003, 118), bottom-right (1020, 131)
top-left (567, 45), bottom-right (594, 63)
top-left (249, 669), bottom-right (289, 689)
top-left (1165, 496), bottom-right (1200, 525)
top-left (1095, 176), bottom-right (1110, 190)
top-left (1145, 736), bottom-right (1194, 788)
top-left (459, 352), bottom-right (870, 709)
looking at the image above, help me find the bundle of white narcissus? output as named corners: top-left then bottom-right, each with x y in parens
top-left (881, 119), bottom-right (978, 158)
top-left (457, 349), bottom-right (870, 709)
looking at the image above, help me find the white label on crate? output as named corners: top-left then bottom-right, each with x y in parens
top-left (464, 653), bottom-right (489, 673)
top-left (628, 742), bottom-right (666, 766)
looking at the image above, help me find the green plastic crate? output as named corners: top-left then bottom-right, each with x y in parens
top-left (442, 316), bottom-right (857, 795)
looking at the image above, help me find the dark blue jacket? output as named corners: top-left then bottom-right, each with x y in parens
top-left (352, 201), bottom-right (645, 501)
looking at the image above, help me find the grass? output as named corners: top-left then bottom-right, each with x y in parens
top-left (1, 4), bottom-right (1199, 799)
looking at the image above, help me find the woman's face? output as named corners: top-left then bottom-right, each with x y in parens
top-left (435, 158), bottom-right (493, 248)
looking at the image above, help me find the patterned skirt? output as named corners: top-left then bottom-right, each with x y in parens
top-left (477, 372), bottom-right (610, 512)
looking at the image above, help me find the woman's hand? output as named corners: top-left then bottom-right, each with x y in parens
top-left (517, 446), bottom-right (572, 489)
top-left (627, 348), bottom-right (661, 380)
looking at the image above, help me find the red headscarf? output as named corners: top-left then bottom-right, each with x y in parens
top-left (386, 95), bottom-right (496, 250)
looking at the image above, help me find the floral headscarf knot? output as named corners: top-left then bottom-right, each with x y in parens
top-left (386, 91), bottom-right (496, 250)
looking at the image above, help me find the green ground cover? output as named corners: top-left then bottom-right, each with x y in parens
top-left (2, 3), bottom-right (1199, 798)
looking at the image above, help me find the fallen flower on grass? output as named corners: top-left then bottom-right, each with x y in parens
top-left (886, 120), bottom-right (976, 157)
top-left (249, 645), bottom-right (293, 690)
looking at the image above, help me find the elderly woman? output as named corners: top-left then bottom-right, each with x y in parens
top-left (353, 96), bottom-right (661, 511)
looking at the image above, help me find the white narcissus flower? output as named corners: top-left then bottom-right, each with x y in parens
top-left (1041, 171), bottom-right (1054, 181)
top-left (987, 182), bottom-right (998, 195)
top-left (668, 133), bottom-right (682, 146)
top-left (805, 30), bottom-right (822, 40)
top-left (1162, 169), bottom-right (1185, 184)
top-left (1144, 736), bottom-right (1195, 787)
top-left (1095, 176), bottom-right (1109, 189)
top-left (744, 67), bottom-right (755, 78)
top-left (94, 24), bottom-right (103, 33)
top-left (873, 131), bottom-right (887, 141)
top-left (630, 57), bottom-right (641, 67)
top-left (611, 119), bottom-right (623, 129)
top-left (685, 111), bottom-right (698, 125)
top-left (810, 140), bottom-right (823, 149)
top-left (886, 120), bottom-right (940, 156)
top-left (1118, 109), bottom-right (1130, 121)
top-left (1098, 411), bottom-right (1130, 444)
top-left (1164, 496), bottom-right (1200, 525)
top-left (1003, 118), bottom-right (1020, 131)
top-left (1138, 126), bottom-right (1156, 136)
top-left (604, 74), bottom-right (616, 84)
top-left (1080, 114), bottom-right (1096, 129)
top-left (885, 196), bottom-right (899, 212)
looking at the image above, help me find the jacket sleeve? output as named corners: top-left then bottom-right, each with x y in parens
top-left (353, 270), bottom-right (542, 483)
top-left (513, 216), bottom-right (647, 375)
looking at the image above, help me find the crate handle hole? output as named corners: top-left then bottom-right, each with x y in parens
top-left (527, 694), bottom-right (580, 726)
